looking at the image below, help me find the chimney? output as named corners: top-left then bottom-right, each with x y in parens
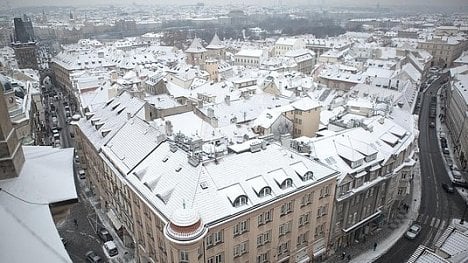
top-left (224, 95), bottom-right (230, 105)
top-left (165, 120), bottom-right (173, 136)
top-left (207, 108), bottom-right (214, 118)
top-left (127, 112), bottom-right (131, 120)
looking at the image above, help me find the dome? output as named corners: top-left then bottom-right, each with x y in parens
top-left (171, 208), bottom-right (200, 227)
top-left (164, 208), bottom-right (207, 243)
top-left (0, 75), bottom-right (12, 92)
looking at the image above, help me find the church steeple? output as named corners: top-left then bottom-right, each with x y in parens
top-left (0, 78), bottom-right (25, 180)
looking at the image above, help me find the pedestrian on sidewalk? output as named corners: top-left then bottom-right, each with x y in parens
top-left (341, 252), bottom-right (346, 260)
top-left (373, 242), bottom-right (377, 251)
top-left (73, 218), bottom-right (78, 228)
top-left (347, 254), bottom-right (351, 262)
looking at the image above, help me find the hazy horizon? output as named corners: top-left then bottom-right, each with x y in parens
top-left (5, 0), bottom-right (468, 8)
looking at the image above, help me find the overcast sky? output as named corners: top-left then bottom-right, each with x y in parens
top-left (7, 0), bottom-right (468, 8)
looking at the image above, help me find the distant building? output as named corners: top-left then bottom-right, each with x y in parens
top-left (185, 37), bottom-right (206, 66)
top-left (12, 16), bottom-right (38, 69)
top-left (274, 37), bottom-right (305, 57)
top-left (418, 36), bottom-right (466, 67)
top-left (234, 49), bottom-right (267, 67)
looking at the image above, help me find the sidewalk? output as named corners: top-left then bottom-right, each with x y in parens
top-left (325, 161), bottom-right (422, 263)
top-left (82, 182), bottom-right (136, 263)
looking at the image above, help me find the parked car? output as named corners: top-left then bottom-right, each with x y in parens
top-left (78, 169), bottom-right (86, 179)
top-left (104, 240), bottom-right (118, 257)
top-left (405, 224), bottom-right (422, 239)
top-left (429, 122), bottom-right (435, 128)
top-left (85, 251), bottom-right (102, 263)
top-left (442, 183), bottom-right (455, 193)
top-left (443, 148), bottom-right (450, 154)
top-left (98, 227), bottom-right (113, 242)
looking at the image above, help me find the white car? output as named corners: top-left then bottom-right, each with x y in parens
top-left (405, 224), bottom-right (421, 239)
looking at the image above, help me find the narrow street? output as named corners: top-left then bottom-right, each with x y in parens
top-left (376, 73), bottom-right (466, 263)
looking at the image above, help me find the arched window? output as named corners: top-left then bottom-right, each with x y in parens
top-left (280, 179), bottom-right (293, 190)
top-left (258, 187), bottom-right (272, 198)
top-left (233, 195), bottom-right (248, 207)
top-left (303, 171), bottom-right (314, 181)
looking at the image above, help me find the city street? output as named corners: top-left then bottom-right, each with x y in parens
top-left (45, 85), bottom-right (107, 262)
top-left (376, 74), bottom-right (467, 263)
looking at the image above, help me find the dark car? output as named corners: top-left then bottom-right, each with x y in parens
top-left (98, 227), bottom-right (113, 242)
top-left (442, 183), bottom-right (455, 193)
top-left (85, 251), bottom-right (102, 263)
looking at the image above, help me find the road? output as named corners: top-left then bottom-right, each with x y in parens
top-left (376, 75), bottom-right (466, 262)
top-left (45, 86), bottom-right (107, 262)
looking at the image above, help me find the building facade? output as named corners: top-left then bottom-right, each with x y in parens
top-left (74, 98), bottom-right (341, 262)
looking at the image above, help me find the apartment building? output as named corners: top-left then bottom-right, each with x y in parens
top-left (274, 38), bottom-right (305, 57)
top-left (253, 97), bottom-right (321, 140)
top-left (291, 114), bottom-right (418, 250)
top-left (74, 96), bottom-right (340, 262)
top-left (418, 36), bottom-right (466, 67)
top-left (234, 49), bottom-right (267, 67)
top-left (445, 71), bottom-right (468, 169)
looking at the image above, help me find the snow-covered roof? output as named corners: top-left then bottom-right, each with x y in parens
top-left (206, 33), bottom-right (225, 50)
top-left (76, 91), bottom-right (146, 150)
top-left (126, 142), bottom-right (339, 224)
top-left (186, 37), bottom-right (206, 53)
top-left (235, 49), bottom-right (264, 58)
top-left (293, 114), bottom-right (416, 180)
top-left (0, 146), bottom-right (75, 263)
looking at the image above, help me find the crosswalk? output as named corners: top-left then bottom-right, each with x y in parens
top-left (417, 214), bottom-right (446, 230)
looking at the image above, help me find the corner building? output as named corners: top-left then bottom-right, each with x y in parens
top-left (74, 104), bottom-right (340, 262)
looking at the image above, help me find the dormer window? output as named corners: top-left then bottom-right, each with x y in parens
top-left (350, 159), bottom-right (363, 169)
top-left (365, 153), bottom-right (377, 162)
top-left (280, 179), bottom-right (293, 190)
top-left (233, 195), bottom-right (248, 208)
top-left (303, 171), bottom-right (314, 181)
top-left (257, 187), bottom-right (271, 198)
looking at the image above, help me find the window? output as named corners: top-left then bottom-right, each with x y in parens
top-left (233, 195), bottom-right (248, 207)
top-left (297, 232), bottom-right (309, 248)
top-left (317, 204), bottom-right (328, 218)
top-left (303, 171), bottom-right (314, 181)
top-left (215, 254), bottom-right (223, 263)
top-left (315, 223), bottom-right (325, 237)
top-left (280, 179), bottom-right (293, 190)
top-left (233, 241), bottom-right (248, 257)
top-left (233, 220), bottom-right (249, 236)
top-left (280, 201), bottom-right (294, 216)
top-left (256, 251), bottom-right (269, 263)
top-left (278, 241), bottom-right (289, 256)
top-left (206, 230), bottom-right (223, 248)
top-left (301, 192), bottom-right (313, 207)
top-left (320, 185), bottom-right (330, 198)
top-left (258, 187), bottom-right (271, 198)
top-left (208, 253), bottom-right (224, 263)
top-left (180, 251), bottom-right (189, 263)
top-left (279, 221), bottom-right (292, 237)
top-left (257, 230), bottom-right (272, 247)
top-left (299, 213), bottom-right (310, 227)
top-left (257, 210), bottom-right (273, 226)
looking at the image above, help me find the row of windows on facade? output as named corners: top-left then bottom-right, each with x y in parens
top-left (235, 58), bottom-right (259, 64)
top-left (180, 230), bottom-right (317, 263)
top-left (205, 203), bottom-right (328, 248)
